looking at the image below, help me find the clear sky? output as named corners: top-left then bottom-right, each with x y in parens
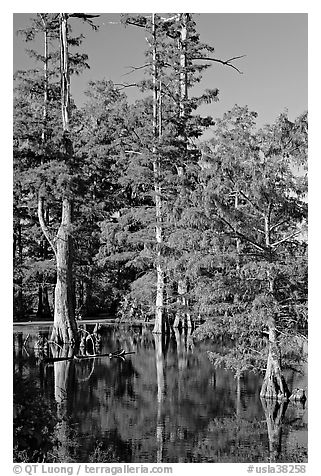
top-left (13, 13), bottom-right (307, 130)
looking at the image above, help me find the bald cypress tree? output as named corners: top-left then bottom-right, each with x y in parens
top-left (14, 13), bottom-right (98, 340)
top-left (119, 13), bottom-right (240, 333)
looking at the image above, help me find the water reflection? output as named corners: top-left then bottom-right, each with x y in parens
top-left (52, 345), bottom-right (76, 462)
top-left (13, 324), bottom-right (307, 463)
top-left (261, 398), bottom-right (287, 462)
top-left (154, 334), bottom-right (165, 463)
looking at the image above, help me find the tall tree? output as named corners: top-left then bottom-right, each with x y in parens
top-left (195, 106), bottom-right (308, 399)
top-left (14, 13), bottom-right (95, 324)
top-left (119, 13), bottom-right (241, 332)
top-left (151, 14), bottom-right (166, 333)
top-left (36, 13), bottom-right (98, 342)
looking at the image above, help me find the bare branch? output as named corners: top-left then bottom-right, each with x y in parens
top-left (270, 219), bottom-right (289, 232)
top-left (132, 129), bottom-right (144, 145)
top-left (193, 55), bottom-right (246, 74)
top-left (225, 170), bottom-right (264, 215)
top-left (114, 82), bottom-right (138, 90)
top-left (125, 150), bottom-right (143, 155)
top-left (206, 197), bottom-right (267, 252)
top-left (160, 81), bottom-right (180, 105)
top-left (122, 63), bottom-right (151, 77)
top-left (271, 231), bottom-right (301, 248)
top-left (238, 190), bottom-right (264, 215)
top-left (225, 55), bottom-right (246, 62)
top-left (69, 14), bottom-right (100, 19)
top-left (69, 13), bottom-right (100, 30)
top-left (222, 217), bottom-right (267, 252)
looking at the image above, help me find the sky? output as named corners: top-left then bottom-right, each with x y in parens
top-left (13, 13), bottom-right (308, 130)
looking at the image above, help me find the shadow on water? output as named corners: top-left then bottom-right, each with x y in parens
top-left (13, 324), bottom-right (308, 463)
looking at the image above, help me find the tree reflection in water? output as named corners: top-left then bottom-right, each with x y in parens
top-left (51, 344), bottom-right (76, 462)
top-left (154, 333), bottom-right (166, 463)
top-left (13, 325), bottom-right (307, 463)
top-left (260, 398), bottom-right (287, 462)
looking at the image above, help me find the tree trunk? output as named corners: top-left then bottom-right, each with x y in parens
top-left (173, 313), bottom-right (181, 328)
top-left (50, 14), bottom-right (77, 343)
top-left (42, 284), bottom-right (51, 317)
top-left (260, 322), bottom-right (290, 400)
top-left (154, 255), bottom-right (165, 333)
top-left (37, 232), bottom-right (52, 320)
top-left (14, 220), bottom-right (24, 318)
top-left (235, 191), bottom-right (241, 270)
top-left (40, 14), bottom-right (49, 147)
top-left (173, 279), bottom-right (183, 328)
top-left (172, 16), bottom-right (193, 331)
top-left (37, 283), bottom-right (52, 319)
top-left (179, 13), bottom-right (188, 121)
top-left (260, 205), bottom-right (289, 400)
top-left (151, 14), bottom-right (165, 334)
top-left (37, 284), bottom-right (43, 318)
top-left (173, 279), bottom-right (192, 328)
top-left (51, 199), bottom-right (77, 344)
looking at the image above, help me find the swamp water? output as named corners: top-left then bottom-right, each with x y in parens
top-left (13, 323), bottom-right (307, 463)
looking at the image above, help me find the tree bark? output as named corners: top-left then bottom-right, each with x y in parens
top-left (51, 199), bottom-right (77, 344)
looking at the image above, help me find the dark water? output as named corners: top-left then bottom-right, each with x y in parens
top-left (13, 323), bottom-right (308, 463)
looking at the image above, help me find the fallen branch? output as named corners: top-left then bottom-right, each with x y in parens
top-left (43, 349), bottom-right (135, 363)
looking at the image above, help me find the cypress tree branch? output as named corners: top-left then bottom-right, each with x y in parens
top-left (193, 54), bottom-right (245, 74)
top-left (271, 231), bottom-right (301, 248)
